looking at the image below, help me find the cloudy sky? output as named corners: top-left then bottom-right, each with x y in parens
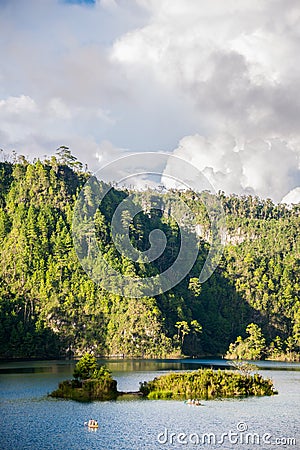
top-left (1, 0), bottom-right (300, 202)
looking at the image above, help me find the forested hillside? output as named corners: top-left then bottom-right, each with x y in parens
top-left (0, 152), bottom-right (299, 360)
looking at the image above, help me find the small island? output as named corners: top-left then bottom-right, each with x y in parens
top-left (140, 366), bottom-right (277, 400)
top-left (50, 353), bottom-right (118, 401)
top-left (50, 354), bottom-right (277, 402)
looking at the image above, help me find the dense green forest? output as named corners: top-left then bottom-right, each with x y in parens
top-left (0, 150), bottom-right (299, 360)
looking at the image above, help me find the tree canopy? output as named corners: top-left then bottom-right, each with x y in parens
top-left (0, 153), bottom-right (299, 361)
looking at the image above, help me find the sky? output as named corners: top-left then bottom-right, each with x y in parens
top-left (1, 0), bottom-right (300, 202)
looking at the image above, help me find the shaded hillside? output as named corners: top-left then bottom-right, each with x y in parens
top-left (0, 153), bottom-right (299, 360)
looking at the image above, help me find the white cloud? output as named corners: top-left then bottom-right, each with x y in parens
top-left (282, 187), bottom-right (300, 205)
top-left (95, 139), bottom-right (127, 166)
top-left (0, 0), bottom-right (299, 201)
top-left (111, 0), bottom-right (300, 201)
top-left (47, 98), bottom-right (72, 120)
top-left (0, 95), bottom-right (38, 116)
top-left (164, 134), bottom-right (300, 202)
top-left (112, 0), bottom-right (300, 141)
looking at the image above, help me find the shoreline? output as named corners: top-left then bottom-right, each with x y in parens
top-left (4, 355), bottom-right (298, 367)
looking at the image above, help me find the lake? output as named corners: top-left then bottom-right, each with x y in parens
top-left (0, 358), bottom-right (299, 449)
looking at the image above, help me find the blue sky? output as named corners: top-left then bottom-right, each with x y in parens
top-left (0, 0), bottom-right (300, 202)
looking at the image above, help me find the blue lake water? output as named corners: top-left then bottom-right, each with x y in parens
top-left (0, 359), bottom-right (299, 449)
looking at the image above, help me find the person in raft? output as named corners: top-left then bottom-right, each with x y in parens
top-left (84, 419), bottom-right (98, 427)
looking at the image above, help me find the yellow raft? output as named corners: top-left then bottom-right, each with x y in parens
top-left (85, 420), bottom-right (99, 428)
